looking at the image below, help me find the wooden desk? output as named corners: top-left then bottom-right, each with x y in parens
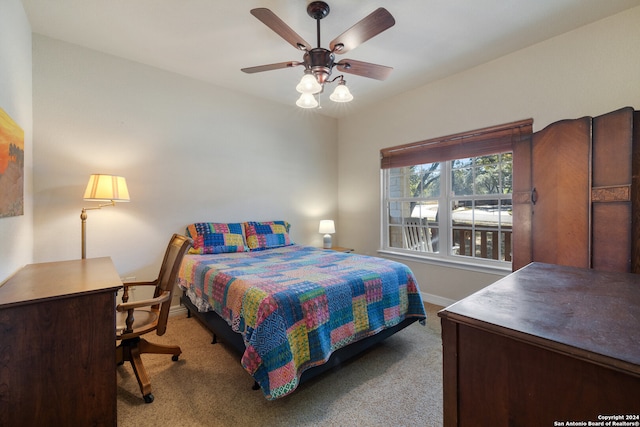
top-left (438, 262), bottom-right (640, 426)
top-left (0, 257), bottom-right (122, 426)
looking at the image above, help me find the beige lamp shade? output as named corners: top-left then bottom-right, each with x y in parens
top-left (318, 220), bottom-right (335, 234)
top-left (83, 174), bottom-right (130, 202)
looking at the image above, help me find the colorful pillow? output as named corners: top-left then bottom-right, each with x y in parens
top-left (244, 221), bottom-right (292, 251)
top-left (185, 223), bottom-right (246, 254)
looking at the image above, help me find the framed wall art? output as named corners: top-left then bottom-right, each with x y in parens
top-left (0, 108), bottom-right (24, 218)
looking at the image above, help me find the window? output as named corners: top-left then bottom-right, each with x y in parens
top-left (380, 119), bottom-right (532, 269)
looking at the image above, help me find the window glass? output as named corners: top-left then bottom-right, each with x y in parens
top-left (383, 153), bottom-right (512, 265)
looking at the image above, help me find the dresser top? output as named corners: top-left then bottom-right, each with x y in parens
top-left (439, 262), bottom-right (640, 372)
top-left (0, 257), bottom-right (122, 308)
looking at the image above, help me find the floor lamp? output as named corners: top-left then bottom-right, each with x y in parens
top-left (81, 174), bottom-right (130, 259)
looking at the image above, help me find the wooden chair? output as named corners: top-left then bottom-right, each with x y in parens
top-left (116, 233), bottom-right (192, 403)
top-left (403, 217), bottom-right (433, 252)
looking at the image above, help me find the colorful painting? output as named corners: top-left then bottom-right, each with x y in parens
top-left (0, 108), bottom-right (24, 218)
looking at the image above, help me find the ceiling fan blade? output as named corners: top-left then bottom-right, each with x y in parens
top-left (336, 59), bottom-right (393, 81)
top-left (241, 61), bottom-right (302, 74)
top-left (250, 8), bottom-right (312, 52)
top-left (329, 8), bottom-right (395, 54)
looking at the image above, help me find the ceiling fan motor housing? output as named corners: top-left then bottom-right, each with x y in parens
top-left (304, 48), bottom-right (334, 83)
top-left (307, 1), bottom-right (330, 20)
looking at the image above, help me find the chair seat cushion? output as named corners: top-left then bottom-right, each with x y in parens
top-left (116, 309), bottom-right (158, 335)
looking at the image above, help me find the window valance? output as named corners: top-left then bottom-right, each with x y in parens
top-left (380, 119), bottom-right (533, 169)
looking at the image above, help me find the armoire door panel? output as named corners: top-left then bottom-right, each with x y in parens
top-left (531, 117), bottom-right (591, 268)
top-left (512, 135), bottom-right (533, 271)
top-left (592, 107), bottom-right (633, 187)
top-left (593, 203), bottom-right (632, 272)
top-left (592, 107), bottom-right (634, 272)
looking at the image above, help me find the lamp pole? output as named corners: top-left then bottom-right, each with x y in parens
top-left (81, 208), bottom-right (88, 259)
top-left (80, 201), bottom-right (114, 259)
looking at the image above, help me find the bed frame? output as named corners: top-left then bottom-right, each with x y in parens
top-left (181, 293), bottom-right (420, 388)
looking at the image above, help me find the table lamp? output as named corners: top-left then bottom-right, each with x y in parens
top-left (81, 174), bottom-right (130, 259)
top-left (319, 220), bottom-right (335, 249)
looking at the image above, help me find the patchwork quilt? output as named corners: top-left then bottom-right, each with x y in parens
top-left (177, 244), bottom-right (426, 400)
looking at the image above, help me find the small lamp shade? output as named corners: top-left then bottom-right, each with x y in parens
top-left (296, 73), bottom-right (322, 94)
top-left (296, 93), bottom-right (319, 109)
top-left (329, 82), bottom-right (353, 103)
top-left (319, 220), bottom-right (335, 249)
top-left (83, 174), bottom-right (130, 202)
top-left (318, 220), bottom-right (335, 234)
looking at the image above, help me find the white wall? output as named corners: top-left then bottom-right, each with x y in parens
top-left (338, 6), bottom-right (640, 303)
top-left (32, 36), bottom-right (338, 284)
top-left (0, 0), bottom-right (33, 281)
top-left (21, 6), bottom-right (640, 306)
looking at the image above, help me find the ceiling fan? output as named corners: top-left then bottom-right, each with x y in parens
top-left (241, 1), bottom-right (395, 108)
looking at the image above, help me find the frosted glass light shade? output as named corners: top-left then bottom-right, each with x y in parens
top-left (83, 174), bottom-right (130, 202)
top-left (296, 93), bottom-right (319, 109)
top-left (296, 73), bottom-right (322, 94)
top-left (329, 83), bottom-right (353, 103)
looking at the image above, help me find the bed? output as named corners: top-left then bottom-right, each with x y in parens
top-left (177, 221), bottom-right (427, 400)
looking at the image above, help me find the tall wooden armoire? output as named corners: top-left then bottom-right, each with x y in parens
top-left (512, 106), bottom-right (640, 273)
top-left (441, 107), bottom-right (640, 427)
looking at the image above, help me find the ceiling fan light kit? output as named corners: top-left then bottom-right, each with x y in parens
top-left (241, 1), bottom-right (395, 109)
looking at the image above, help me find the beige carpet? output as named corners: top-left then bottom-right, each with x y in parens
top-left (117, 303), bottom-right (444, 427)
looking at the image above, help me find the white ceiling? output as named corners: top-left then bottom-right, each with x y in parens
top-left (21, 0), bottom-right (640, 118)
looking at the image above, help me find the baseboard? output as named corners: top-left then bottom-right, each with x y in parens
top-left (169, 304), bottom-right (188, 318)
top-left (421, 292), bottom-right (456, 308)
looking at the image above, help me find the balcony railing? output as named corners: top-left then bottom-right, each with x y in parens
top-left (391, 219), bottom-right (512, 262)
top-left (452, 227), bottom-right (512, 261)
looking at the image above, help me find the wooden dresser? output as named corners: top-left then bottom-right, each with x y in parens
top-left (438, 263), bottom-right (640, 426)
top-left (0, 257), bottom-right (122, 426)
